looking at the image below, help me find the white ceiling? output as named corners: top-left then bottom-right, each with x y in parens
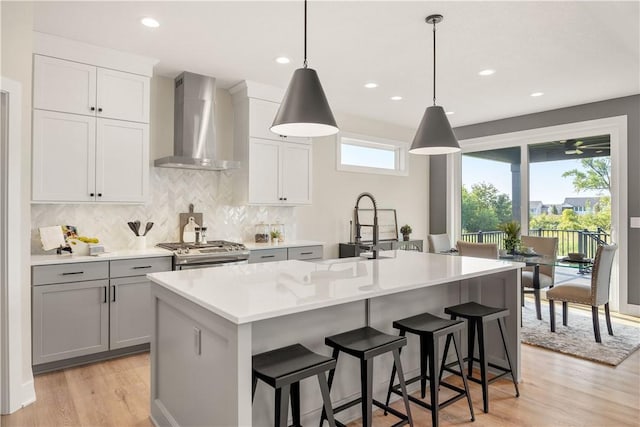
top-left (32, 1), bottom-right (640, 129)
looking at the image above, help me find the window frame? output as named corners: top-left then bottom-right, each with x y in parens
top-left (336, 132), bottom-right (409, 176)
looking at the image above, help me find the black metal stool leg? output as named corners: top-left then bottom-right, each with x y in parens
top-left (428, 337), bottom-right (439, 427)
top-left (477, 320), bottom-right (489, 413)
top-left (420, 335), bottom-right (428, 399)
top-left (384, 330), bottom-right (405, 414)
top-left (467, 319), bottom-right (476, 378)
top-left (360, 358), bottom-right (373, 427)
top-left (319, 349), bottom-right (340, 427)
top-left (497, 317), bottom-right (520, 397)
top-left (452, 332), bottom-right (475, 421)
top-left (252, 374), bottom-right (257, 402)
top-left (290, 382), bottom-right (300, 426)
top-left (392, 348), bottom-right (414, 427)
top-left (317, 373), bottom-right (336, 427)
top-left (275, 385), bottom-right (290, 427)
top-left (438, 332), bottom-right (452, 385)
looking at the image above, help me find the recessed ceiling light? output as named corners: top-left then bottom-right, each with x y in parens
top-left (390, 96), bottom-right (403, 101)
top-left (141, 17), bottom-right (160, 28)
top-left (530, 92), bottom-right (544, 97)
top-left (364, 83), bottom-right (378, 89)
top-left (478, 69), bottom-right (495, 76)
top-left (275, 57), bottom-right (290, 64)
top-left (445, 111), bottom-right (455, 115)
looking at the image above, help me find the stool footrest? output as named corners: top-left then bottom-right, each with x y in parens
top-left (389, 374), bottom-right (470, 411)
top-left (331, 396), bottom-right (410, 426)
top-left (442, 357), bottom-right (515, 385)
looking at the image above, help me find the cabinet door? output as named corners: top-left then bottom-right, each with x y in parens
top-left (97, 68), bottom-right (150, 123)
top-left (95, 118), bottom-right (149, 203)
top-left (32, 280), bottom-right (109, 365)
top-left (33, 55), bottom-right (97, 117)
top-left (109, 277), bottom-right (152, 349)
top-left (32, 110), bottom-right (96, 202)
top-left (248, 98), bottom-right (309, 144)
top-left (280, 142), bottom-right (312, 205)
top-left (248, 138), bottom-right (280, 204)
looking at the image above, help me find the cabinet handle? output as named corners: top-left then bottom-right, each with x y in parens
top-left (300, 252), bottom-right (313, 255)
top-left (103, 286), bottom-right (107, 303)
top-left (194, 327), bottom-right (201, 356)
top-left (98, 107), bottom-right (103, 112)
top-left (97, 193), bottom-right (102, 197)
top-left (260, 255), bottom-right (275, 259)
top-left (90, 193), bottom-right (95, 197)
top-left (279, 135), bottom-right (287, 138)
top-left (90, 107), bottom-right (96, 111)
top-left (283, 197), bottom-right (288, 201)
top-left (112, 285), bottom-right (116, 302)
top-left (132, 265), bottom-right (152, 269)
top-left (61, 271), bottom-right (84, 276)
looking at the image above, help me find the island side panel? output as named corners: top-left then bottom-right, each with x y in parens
top-left (150, 285), bottom-right (252, 427)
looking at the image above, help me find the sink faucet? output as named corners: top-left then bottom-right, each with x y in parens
top-left (354, 192), bottom-right (379, 259)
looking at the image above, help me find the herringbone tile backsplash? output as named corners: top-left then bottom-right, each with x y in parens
top-left (31, 168), bottom-right (296, 254)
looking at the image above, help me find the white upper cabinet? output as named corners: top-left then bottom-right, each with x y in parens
top-left (231, 81), bottom-right (313, 206)
top-left (33, 55), bottom-right (150, 123)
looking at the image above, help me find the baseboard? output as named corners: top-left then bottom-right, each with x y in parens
top-left (20, 379), bottom-right (36, 408)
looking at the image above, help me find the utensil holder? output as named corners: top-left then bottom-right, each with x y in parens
top-left (134, 236), bottom-right (146, 250)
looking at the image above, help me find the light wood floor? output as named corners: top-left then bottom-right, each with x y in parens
top-left (3, 342), bottom-right (639, 427)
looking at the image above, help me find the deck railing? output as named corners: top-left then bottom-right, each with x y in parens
top-left (461, 228), bottom-right (610, 258)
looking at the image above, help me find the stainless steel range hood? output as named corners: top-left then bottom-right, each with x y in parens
top-left (154, 72), bottom-right (240, 170)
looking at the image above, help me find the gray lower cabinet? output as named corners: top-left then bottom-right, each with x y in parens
top-left (32, 279), bottom-right (109, 365)
top-left (32, 256), bottom-right (171, 367)
top-left (248, 245), bottom-right (323, 263)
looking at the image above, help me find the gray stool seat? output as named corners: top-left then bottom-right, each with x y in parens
top-left (320, 326), bottom-right (414, 427)
top-left (385, 312), bottom-right (474, 427)
top-left (442, 302), bottom-right (519, 414)
top-left (253, 344), bottom-right (337, 427)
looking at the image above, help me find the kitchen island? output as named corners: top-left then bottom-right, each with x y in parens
top-left (147, 250), bottom-right (524, 426)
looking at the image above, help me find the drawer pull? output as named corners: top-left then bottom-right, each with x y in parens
top-left (103, 286), bottom-right (107, 303)
top-left (61, 271), bottom-right (84, 276)
top-left (132, 265), bottom-right (153, 269)
top-left (300, 252), bottom-right (313, 255)
top-left (112, 285), bottom-right (116, 302)
top-left (260, 255), bottom-right (275, 259)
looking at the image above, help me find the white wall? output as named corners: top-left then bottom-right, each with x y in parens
top-left (297, 112), bottom-right (428, 259)
top-left (0, 0), bottom-right (35, 407)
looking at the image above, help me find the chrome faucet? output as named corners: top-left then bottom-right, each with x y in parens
top-left (354, 192), bottom-right (379, 259)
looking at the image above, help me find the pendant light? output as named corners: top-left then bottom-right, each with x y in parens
top-left (409, 14), bottom-right (460, 155)
top-left (271, 0), bottom-right (339, 137)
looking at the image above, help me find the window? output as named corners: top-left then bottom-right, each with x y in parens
top-left (337, 133), bottom-right (408, 176)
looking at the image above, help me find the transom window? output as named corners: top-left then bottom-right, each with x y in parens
top-left (337, 133), bottom-right (408, 176)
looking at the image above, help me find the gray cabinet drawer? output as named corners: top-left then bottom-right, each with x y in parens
top-left (110, 257), bottom-right (172, 278)
top-left (33, 261), bottom-right (109, 286)
top-left (288, 245), bottom-right (323, 260)
top-left (248, 248), bottom-right (288, 264)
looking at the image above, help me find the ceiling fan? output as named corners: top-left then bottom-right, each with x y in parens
top-left (562, 139), bottom-right (610, 155)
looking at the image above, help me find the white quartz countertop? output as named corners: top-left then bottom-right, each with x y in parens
top-left (147, 251), bottom-right (525, 325)
top-left (31, 248), bottom-right (173, 266)
top-left (243, 240), bottom-right (324, 250)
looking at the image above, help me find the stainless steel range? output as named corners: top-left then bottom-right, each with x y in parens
top-left (157, 241), bottom-right (250, 270)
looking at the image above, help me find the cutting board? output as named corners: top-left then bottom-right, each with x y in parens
top-left (179, 204), bottom-right (203, 243)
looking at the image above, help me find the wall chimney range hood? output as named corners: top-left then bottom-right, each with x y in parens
top-left (154, 72), bottom-right (240, 170)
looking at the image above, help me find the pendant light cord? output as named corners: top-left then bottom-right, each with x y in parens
top-left (432, 19), bottom-right (437, 106)
top-left (303, 0), bottom-right (308, 68)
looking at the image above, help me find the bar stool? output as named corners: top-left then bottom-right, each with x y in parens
top-left (441, 302), bottom-right (519, 413)
top-left (384, 312), bottom-right (474, 427)
top-left (319, 326), bottom-right (413, 427)
top-left (252, 343), bottom-right (337, 427)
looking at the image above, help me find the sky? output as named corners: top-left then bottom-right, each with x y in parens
top-left (462, 156), bottom-right (605, 205)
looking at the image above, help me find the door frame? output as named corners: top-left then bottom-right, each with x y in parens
top-left (1, 77), bottom-right (34, 413)
top-left (447, 115), bottom-right (632, 314)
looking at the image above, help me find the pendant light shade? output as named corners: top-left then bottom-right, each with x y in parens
top-left (409, 14), bottom-right (460, 155)
top-left (271, 0), bottom-right (339, 138)
top-left (271, 68), bottom-right (338, 137)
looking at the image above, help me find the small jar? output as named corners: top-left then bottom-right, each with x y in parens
top-left (254, 223), bottom-right (270, 243)
top-left (271, 223), bottom-right (285, 243)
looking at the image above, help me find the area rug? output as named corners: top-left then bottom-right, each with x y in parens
top-left (521, 302), bottom-right (640, 366)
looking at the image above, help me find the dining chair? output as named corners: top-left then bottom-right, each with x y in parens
top-left (521, 236), bottom-right (558, 320)
top-left (547, 244), bottom-right (618, 343)
top-left (456, 241), bottom-right (498, 259)
top-left (428, 234), bottom-right (452, 253)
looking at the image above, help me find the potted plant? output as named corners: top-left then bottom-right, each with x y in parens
top-left (498, 221), bottom-right (521, 254)
top-left (270, 229), bottom-right (282, 244)
top-left (400, 224), bottom-right (412, 241)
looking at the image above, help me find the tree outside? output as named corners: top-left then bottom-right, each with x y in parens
top-left (462, 183), bottom-right (512, 232)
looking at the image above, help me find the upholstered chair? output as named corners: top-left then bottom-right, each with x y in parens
top-left (456, 241), bottom-right (498, 259)
top-left (547, 244), bottom-right (618, 343)
top-left (521, 236), bottom-right (558, 320)
top-left (428, 234), bottom-right (452, 253)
